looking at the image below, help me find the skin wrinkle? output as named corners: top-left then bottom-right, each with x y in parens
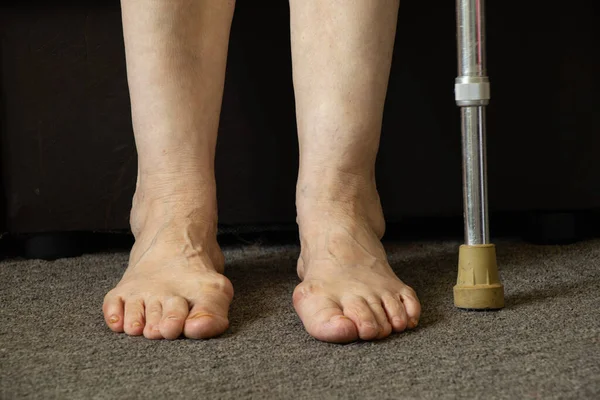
top-left (131, 221), bottom-right (168, 267)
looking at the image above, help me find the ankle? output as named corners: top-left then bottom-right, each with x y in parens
top-left (129, 178), bottom-right (223, 272)
top-left (297, 165), bottom-right (375, 200)
top-left (131, 174), bottom-right (218, 238)
top-left (296, 167), bottom-right (385, 238)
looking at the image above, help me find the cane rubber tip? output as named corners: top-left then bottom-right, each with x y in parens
top-left (453, 244), bottom-right (505, 310)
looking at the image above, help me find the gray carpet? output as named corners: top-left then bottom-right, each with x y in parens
top-left (1, 239), bottom-right (599, 399)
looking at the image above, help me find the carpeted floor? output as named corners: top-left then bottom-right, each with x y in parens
top-left (1, 239), bottom-right (599, 399)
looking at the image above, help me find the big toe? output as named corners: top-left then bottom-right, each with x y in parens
top-left (293, 288), bottom-right (358, 343)
top-left (184, 291), bottom-right (232, 339)
top-left (184, 311), bottom-right (229, 339)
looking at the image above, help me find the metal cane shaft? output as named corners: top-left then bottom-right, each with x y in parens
top-left (457, 0), bottom-right (486, 77)
top-left (461, 107), bottom-right (489, 244)
top-left (456, 0), bottom-right (490, 245)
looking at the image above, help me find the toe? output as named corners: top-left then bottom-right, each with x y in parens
top-left (103, 294), bottom-right (124, 332)
top-left (159, 296), bottom-right (189, 340)
top-left (382, 293), bottom-right (408, 332)
top-left (401, 287), bottom-right (421, 329)
top-left (123, 298), bottom-right (145, 336)
top-left (341, 297), bottom-right (380, 341)
top-left (366, 297), bottom-right (392, 339)
top-left (184, 291), bottom-right (232, 339)
top-left (184, 306), bottom-right (228, 340)
top-left (143, 298), bottom-right (163, 339)
top-left (293, 290), bottom-right (358, 343)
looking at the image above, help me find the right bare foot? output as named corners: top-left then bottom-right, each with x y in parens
top-left (103, 178), bottom-right (232, 340)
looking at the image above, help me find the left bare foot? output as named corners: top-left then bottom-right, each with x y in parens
top-left (294, 174), bottom-right (421, 343)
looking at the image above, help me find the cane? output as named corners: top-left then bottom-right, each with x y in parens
top-left (453, 0), bottom-right (504, 309)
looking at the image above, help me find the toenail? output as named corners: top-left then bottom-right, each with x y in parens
top-left (132, 321), bottom-right (142, 328)
top-left (393, 317), bottom-right (403, 325)
top-left (409, 318), bottom-right (419, 328)
top-left (109, 315), bottom-right (120, 324)
top-left (189, 313), bottom-right (214, 320)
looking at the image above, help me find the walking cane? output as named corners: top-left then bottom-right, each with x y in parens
top-left (453, 0), bottom-right (504, 309)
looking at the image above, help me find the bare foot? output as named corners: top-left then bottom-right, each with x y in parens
top-left (103, 180), bottom-right (232, 340)
top-left (294, 175), bottom-right (421, 343)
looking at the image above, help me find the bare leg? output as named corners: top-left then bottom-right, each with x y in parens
top-left (290, 0), bottom-right (421, 343)
top-left (102, 0), bottom-right (236, 339)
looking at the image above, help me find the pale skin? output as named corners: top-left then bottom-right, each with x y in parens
top-left (103, 0), bottom-right (421, 343)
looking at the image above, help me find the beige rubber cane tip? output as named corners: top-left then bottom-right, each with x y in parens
top-left (454, 244), bottom-right (505, 310)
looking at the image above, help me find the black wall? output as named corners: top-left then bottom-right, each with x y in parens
top-left (1, 1), bottom-right (598, 234)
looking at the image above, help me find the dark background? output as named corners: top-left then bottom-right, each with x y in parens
top-left (0, 1), bottom-right (598, 256)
